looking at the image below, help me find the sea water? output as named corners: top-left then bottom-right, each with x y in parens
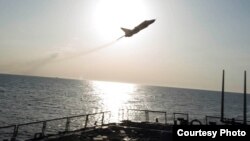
top-left (0, 74), bottom-right (249, 139)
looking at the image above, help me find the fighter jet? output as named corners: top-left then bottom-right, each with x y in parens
top-left (121, 19), bottom-right (156, 37)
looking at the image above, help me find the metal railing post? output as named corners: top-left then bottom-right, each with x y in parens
top-left (65, 118), bottom-right (70, 132)
top-left (11, 125), bottom-right (18, 141)
top-left (84, 115), bottom-right (89, 128)
top-left (205, 116), bottom-right (208, 125)
top-left (145, 110), bottom-right (149, 122)
top-left (41, 121), bottom-right (46, 136)
top-left (127, 109), bottom-right (129, 120)
top-left (101, 112), bottom-right (105, 125)
top-left (122, 109), bottom-right (124, 121)
top-left (164, 112), bottom-right (167, 124)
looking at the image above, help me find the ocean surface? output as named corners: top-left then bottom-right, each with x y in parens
top-left (0, 74), bottom-right (250, 138)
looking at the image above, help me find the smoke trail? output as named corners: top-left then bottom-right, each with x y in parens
top-left (1, 38), bottom-right (122, 74)
top-left (72, 40), bottom-right (116, 57)
top-left (116, 35), bottom-right (125, 41)
top-left (55, 40), bottom-right (118, 62)
top-left (0, 53), bottom-right (59, 74)
top-left (22, 53), bottom-right (59, 73)
top-left (25, 39), bottom-right (118, 73)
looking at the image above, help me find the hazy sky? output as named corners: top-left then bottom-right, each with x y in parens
top-left (0, 0), bottom-right (250, 92)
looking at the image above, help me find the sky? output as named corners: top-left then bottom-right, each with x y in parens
top-left (0, 0), bottom-right (250, 92)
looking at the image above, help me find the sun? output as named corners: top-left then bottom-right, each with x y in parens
top-left (92, 0), bottom-right (150, 41)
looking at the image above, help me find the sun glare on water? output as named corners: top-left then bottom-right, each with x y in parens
top-left (92, 81), bottom-right (136, 122)
top-left (92, 0), bottom-right (150, 41)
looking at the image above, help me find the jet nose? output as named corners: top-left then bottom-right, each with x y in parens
top-left (150, 19), bottom-right (156, 23)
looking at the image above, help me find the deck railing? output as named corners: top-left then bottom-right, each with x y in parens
top-left (205, 115), bottom-right (250, 125)
top-left (0, 111), bottom-right (111, 141)
top-left (121, 109), bottom-right (168, 124)
top-left (1, 109), bottom-right (249, 140)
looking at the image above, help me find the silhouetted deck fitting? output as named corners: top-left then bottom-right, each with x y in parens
top-left (173, 113), bottom-right (189, 125)
top-left (126, 109), bottom-right (167, 124)
top-left (244, 71), bottom-right (247, 125)
top-left (220, 70), bottom-right (247, 125)
top-left (221, 70), bottom-right (225, 122)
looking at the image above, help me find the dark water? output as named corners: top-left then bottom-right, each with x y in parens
top-left (0, 74), bottom-right (249, 127)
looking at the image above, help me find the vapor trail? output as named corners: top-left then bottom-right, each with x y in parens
top-left (2, 38), bottom-right (122, 74)
top-left (116, 35), bottom-right (125, 41)
top-left (56, 40), bottom-right (118, 62)
top-left (22, 53), bottom-right (59, 74)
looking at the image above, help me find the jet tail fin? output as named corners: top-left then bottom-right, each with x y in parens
top-left (121, 28), bottom-right (133, 37)
top-left (121, 28), bottom-right (131, 33)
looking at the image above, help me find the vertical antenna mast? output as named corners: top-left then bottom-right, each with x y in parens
top-left (243, 71), bottom-right (247, 125)
top-left (221, 70), bottom-right (225, 122)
